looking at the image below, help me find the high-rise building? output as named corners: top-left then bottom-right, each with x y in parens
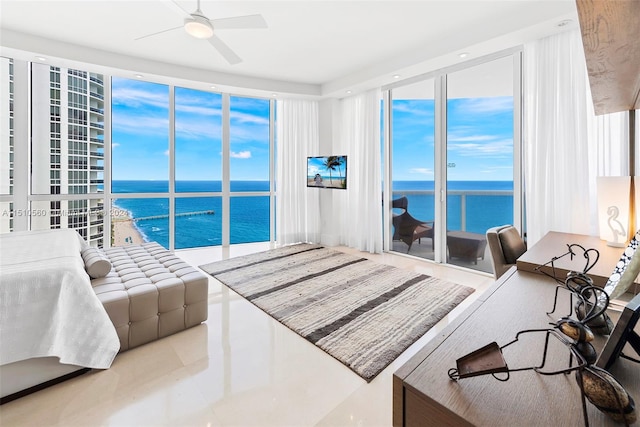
top-left (31, 64), bottom-right (105, 247)
top-left (0, 58), bottom-right (14, 233)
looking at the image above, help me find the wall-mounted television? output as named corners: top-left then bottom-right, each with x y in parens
top-left (307, 156), bottom-right (347, 189)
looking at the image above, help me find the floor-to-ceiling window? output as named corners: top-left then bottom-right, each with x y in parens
top-left (110, 79), bottom-right (274, 250)
top-left (174, 87), bottom-right (222, 249)
top-left (111, 77), bottom-right (170, 247)
top-left (386, 51), bottom-right (521, 273)
top-left (229, 96), bottom-right (271, 244)
top-left (1, 58), bottom-right (275, 250)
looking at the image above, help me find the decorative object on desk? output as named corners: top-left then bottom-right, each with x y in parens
top-left (447, 342), bottom-right (509, 380)
top-left (580, 366), bottom-right (637, 424)
top-left (597, 176), bottom-right (632, 247)
top-left (537, 244), bottom-right (615, 335)
top-left (448, 300), bottom-right (638, 427)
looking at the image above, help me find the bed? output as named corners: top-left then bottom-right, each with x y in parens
top-left (0, 229), bottom-right (120, 401)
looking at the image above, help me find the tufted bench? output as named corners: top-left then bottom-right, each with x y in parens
top-left (91, 242), bottom-right (208, 351)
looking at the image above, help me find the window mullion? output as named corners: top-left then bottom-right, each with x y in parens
top-left (222, 93), bottom-right (230, 246)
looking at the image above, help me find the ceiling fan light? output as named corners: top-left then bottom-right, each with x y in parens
top-left (184, 16), bottom-right (214, 39)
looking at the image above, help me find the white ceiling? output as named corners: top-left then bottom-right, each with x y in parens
top-left (0, 0), bottom-right (578, 98)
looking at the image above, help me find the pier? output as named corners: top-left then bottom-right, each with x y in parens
top-left (112, 210), bottom-right (215, 222)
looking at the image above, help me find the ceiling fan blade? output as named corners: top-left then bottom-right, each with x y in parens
top-left (163, 0), bottom-right (191, 16)
top-left (135, 25), bottom-right (183, 41)
top-left (211, 14), bottom-right (267, 30)
top-left (208, 34), bottom-right (242, 65)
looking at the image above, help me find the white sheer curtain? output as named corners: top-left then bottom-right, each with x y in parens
top-left (524, 29), bottom-right (629, 246)
top-left (338, 89), bottom-right (383, 253)
top-left (275, 99), bottom-right (320, 245)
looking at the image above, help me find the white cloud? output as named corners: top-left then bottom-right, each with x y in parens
top-left (164, 150), bottom-right (170, 156)
top-left (230, 110), bottom-right (270, 126)
top-left (409, 167), bottom-right (433, 175)
top-left (111, 142), bottom-right (120, 149)
top-left (456, 97), bottom-right (513, 115)
top-left (230, 151), bottom-right (251, 159)
top-left (448, 134), bottom-right (495, 142)
top-left (447, 139), bottom-right (514, 157)
top-left (392, 102), bottom-right (434, 119)
top-left (112, 114), bottom-right (169, 137)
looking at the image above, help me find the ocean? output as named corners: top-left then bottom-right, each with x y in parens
top-left (112, 181), bottom-right (270, 249)
top-left (112, 180), bottom-right (513, 249)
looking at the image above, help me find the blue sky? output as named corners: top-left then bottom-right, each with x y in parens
top-left (111, 77), bottom-right (270, 181)
top-left (391, 96), bottom-right (514, 181)
top-left (112, 77), bottom-right (513, 183)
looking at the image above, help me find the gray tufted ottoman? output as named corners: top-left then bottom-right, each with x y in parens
top-left (91, 242), bottom-right (208, 351)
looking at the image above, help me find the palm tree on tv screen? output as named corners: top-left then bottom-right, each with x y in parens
top-left (335, 156), bottom-right (345, 181)
top-left (323, 156), bottom-right (339, 185)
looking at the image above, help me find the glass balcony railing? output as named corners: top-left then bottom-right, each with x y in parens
top-left (391, 189), bottom-right (514, 234)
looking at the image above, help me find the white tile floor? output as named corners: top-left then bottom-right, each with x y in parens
top-left (0, 243), bottom-right (495, 427)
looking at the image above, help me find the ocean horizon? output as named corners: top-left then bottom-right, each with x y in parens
top-left (112, 180), bottom-right (514, 249)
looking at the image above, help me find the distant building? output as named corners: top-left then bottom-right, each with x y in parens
top-left (0, 58), bottom-right (14, 233)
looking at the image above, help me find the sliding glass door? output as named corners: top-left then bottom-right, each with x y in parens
top-left (446, 55), bottom-right (515, 273)
top-left (388, 51), bottom-right (521, 273)
top-left (390, 79), bottom-right (436, 260)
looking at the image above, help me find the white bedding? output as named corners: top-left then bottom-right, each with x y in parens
top-left (0, 229), bottom-right (119, 369)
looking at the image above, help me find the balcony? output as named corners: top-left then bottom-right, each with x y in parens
top-left (90, 122), bottom-right (104, 129)
top-left (390, 188), bottom-right (514, 273)
top-left (90, 138), bottom-right (104, 144)
top-left (90, 179), bottom-right (104, 184)
top-left (90, 165), bottom-right (104, 171)
top-left (89, 151), bottom-right (104, 157)
top-left (89, 76), bottom-right (104, 85)
top-left (90, 106), bottom-right (104, 115)
top-left (89, 91), bottom-right (104, 100)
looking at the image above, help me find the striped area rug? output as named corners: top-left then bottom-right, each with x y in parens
top-left (199, 243), bottom-right (474, 382)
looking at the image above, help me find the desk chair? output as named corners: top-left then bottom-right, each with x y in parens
top-left (486, 225), bottom-right (526, 279)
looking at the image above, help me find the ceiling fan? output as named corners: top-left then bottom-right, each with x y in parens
top-left (135, 0), bottom-right (267, 65)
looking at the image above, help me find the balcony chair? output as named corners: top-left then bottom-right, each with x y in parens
top-left (392, 196), bottom-right (434, 253)
top-left (486, 225), bottom-right (527, 279)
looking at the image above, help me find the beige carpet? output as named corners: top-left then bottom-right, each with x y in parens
top-left (200, 243), bottom-right (474, 382)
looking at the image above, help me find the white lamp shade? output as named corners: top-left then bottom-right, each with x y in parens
top-left (184, 17), bottom-right (214, 39)
top-left (597, 176), bottom-right (631, 247)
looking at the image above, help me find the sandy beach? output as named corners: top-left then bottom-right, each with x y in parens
top-left (111, 205), bottom-right (145, 246)
top-left (307, 177), bottom-right (346, 188)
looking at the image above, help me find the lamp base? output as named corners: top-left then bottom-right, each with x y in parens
top-left (606, 241), bottom-right (627, 248)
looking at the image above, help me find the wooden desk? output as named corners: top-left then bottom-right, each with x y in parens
top-left (393, 268), bottom-right (640, 426)
top-left (516, 231), bottom-right (627, 287)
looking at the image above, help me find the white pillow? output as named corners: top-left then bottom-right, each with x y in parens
top-left (81, 247), bottom-right (112, 279)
